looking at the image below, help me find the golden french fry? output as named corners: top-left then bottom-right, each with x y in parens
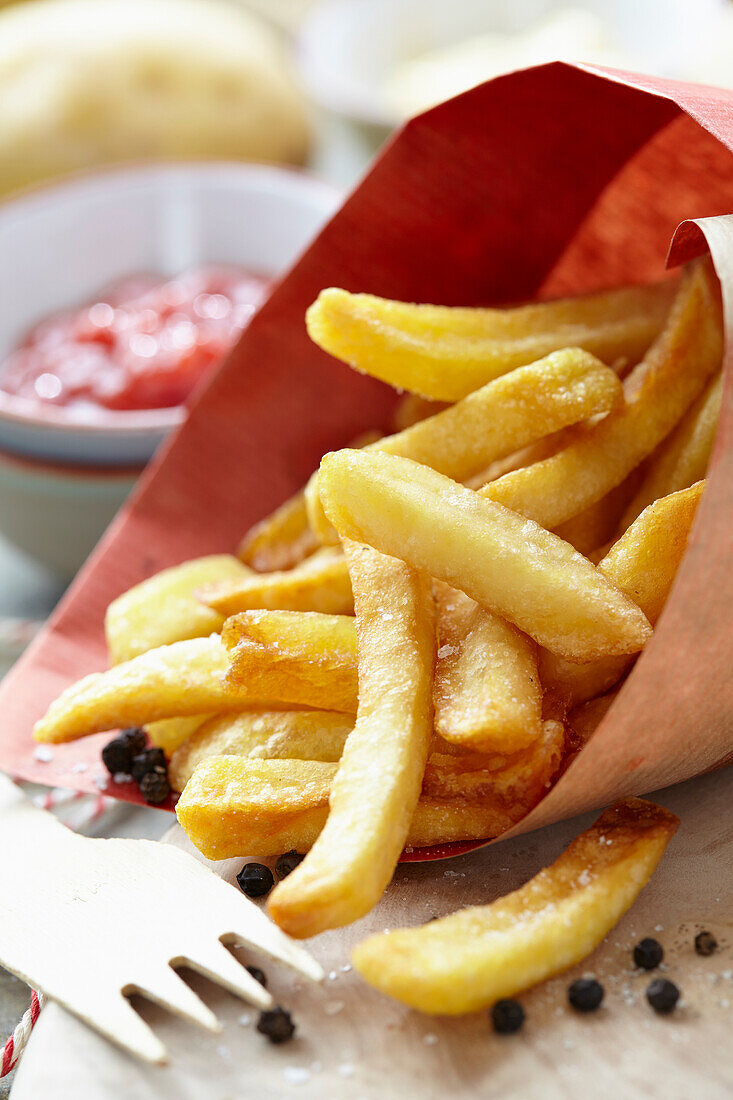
top-left (567, 690), bottom-right (620, 749)
top-left (177, 756), bottom-right (526, 859)
top-left (352, 798), bottom-right (679, 1014)
top-left (481, 261), bottom-right (722, 528)
top-left (105, 555), bottom-right (250, 665)
top-left (268, 541), bottom-right (436, 938)
top-left (33, 636), bottom-right (234, 744)
top-left (306, 280), bottom-right (676, 401)
top-left (621, 371), bottom-right (722, 529)
top-left (540, 481), bottom-right (705, 704)
top-left (222, 608), bottom-right (357, 659)
top-left (147, 714), bottom-right (213, 756)
top-left (200, 548), bottom-right (352, 617)
top-left (237, 489), bottom-right (319, 573)
top-left (169, 709), bottom-right (353, 792)
top-left (552, 471), bottom-right (642, 556)
top-left (318, 449), bottom-right (651, 662)
top-left (391, 393), bottom-right (449, 431)
top-left (433, 583), bottom-right (542, 754)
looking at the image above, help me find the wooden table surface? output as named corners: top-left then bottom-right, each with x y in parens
top-left (9, 764), bottom-right (733, 1100)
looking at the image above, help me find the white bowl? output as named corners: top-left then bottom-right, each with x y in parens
top-left (0, 163), bottom-right (339, 465)
top-left (299, 0), bottom-right (724, 135)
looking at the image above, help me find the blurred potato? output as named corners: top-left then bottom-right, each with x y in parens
top-left (0, 0), bottom-right (309, 198)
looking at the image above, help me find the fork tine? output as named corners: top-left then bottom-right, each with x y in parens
top-left (131, 967), bottom-right (222, 1035)
top-left (214, 892), bottom-right (325, 982)
top-left (85, 992), bottom-right (169, 1065)
top-left (177, 943), bottom-right (273, 1008)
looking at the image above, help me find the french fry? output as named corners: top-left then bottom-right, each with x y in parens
top-left (481, 261), bottom-right (722, 528)
top-left (177, 756), bottom-right (525, 860)
top-left (147, 714), bottom-right (213, 757)
top-left (33, 636), bottom-right (234, 744)
top-left (268, 541), bottom-right (436, 939)
top-left (222, 610), bottom-right (358, 715)
top-left (318, 449), bottom-right (652, 662)
top-left (169, 709), bottom-right (353, 792)
top-left (620, 371), bottom-right (722, 529)
top-left (352, 798), bottom-right (679, 1014)
top-left (552, 471), bottom-right (642, 556)
top-left (540, 481), bottom-right (705, 704)
top-left (306, 280), bottom-right (676, 400)
top-left (391, 393), bottom-right (449, 431)
top-left (200, 547), bottom-right (353, 617)
top-left (237, 489), bottom-right (319, 573)
top-left (567, 690), bottom-right (620, 748)
top-left (105, 555), bottom-right (250, 665)
top-left (433, 583), bottom-right (542, 754)
top-left (306, 348), bottom-right (623, 543)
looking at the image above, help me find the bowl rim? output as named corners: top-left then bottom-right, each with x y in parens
top-left (0, 160), bottom-right (340, 438)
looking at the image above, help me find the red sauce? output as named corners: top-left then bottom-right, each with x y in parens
top-left (0, 265), bottom-right (269, 414)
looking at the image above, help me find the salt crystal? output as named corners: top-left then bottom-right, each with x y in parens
top-left (423, 1033), bottom-right (438, 1046)
top-left (337, 1063), bottom-right (355, 1078)
top-left (71, 761), bottom-right (88, 774)
top-left (654, 924), bottom-right (664, 932)
top-left (217, 1045), bottom-right (231, 1059)
top-left (93, 774), bottom-right (108, 790)
top-left (33, 746), bottom-right (53, 762)
top-left (324, 1000), bottom-right (344, 1016)
top-left (341, 964), bottom-right (352, 973)
top-left (283, 1067), bottom-right (310, 1085)
top-left (328, 970), bottom-right (338, 981)
top-left (238, 1013), bottom-right (252, 1026)
top-left (113, 772), bottom-right (132, 784)
top-left (722, 970), bottom-right (732, 981)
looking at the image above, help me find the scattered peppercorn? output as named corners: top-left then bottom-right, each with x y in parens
top-left (237, 862), bottom-right (275, 898)
top-left (246, 966), bottom-right (267, 988)
top-left (139, 770), bottom-right (171, 805)
top-left (131, 747), bottom-right (167, 784)
top-left (646, 978), bottom-right (680, 1014)
top-left (694, 930), bottom-right (718, 957)
top-left (634, 937), bottom-right (664, 970)
top-left (568, 978), bottom-right (604, 1012)
top-left (491, 999), bottom-right (525, 1034)
top-left (275, 850), bottom-right (304, 879)
top-left (101, 728), bottom-right (146, 775)
top-left (257, 1006), bottom-right (295, 1043)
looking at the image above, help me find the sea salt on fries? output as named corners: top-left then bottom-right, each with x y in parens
top-left (318, 449), bottom-right (651, 662)
top-left (481, 261), bottom-right (722, 528)
top-left (621, 371), bottom-right (722, 529)
top-left (352, 798), bottom-right (679, 1014)
top-left (222, 609), bottom-right (358, 714)
top-left (540, 481), bottom-right (705, 705)
top-left (33, 636), bottom-right (233, 744)
top-left (306, 280), bottom-right (676, 400)
top-left (201, 547), bottom-right (353, 617)
top-left (105, 555), bottom-right (250, 665)
top-left (305, 348), bottom-right (623, 543)
top-left (169, 709), bottom-right (353, 792)
top-left (268, 541), bottom-right (436, 938)
top-left (433, 583), bottom-right (542, 754)
top-left (237, 488), bottom-right (318, 573)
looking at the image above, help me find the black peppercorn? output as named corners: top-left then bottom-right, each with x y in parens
top-left (237, 862), bottom-right (275, 898)
top-left (491, 999), bottom-right (525, 1034)
top-left (568, 978), bottom-right (604, 1012)
top-left (139, 770), bottom-right (171, 804)
top-left (131, 747), bottom-right (167, 784)
top-left (634, 937), bottom-right (664, 970)
top-left (257, 1006), bottom-right (295, 1043)
top-left (101, 728), bottom-right (147, 775)
top-left (246, 966), bottom-right (267, 988)
top-left (694, 930), bottom-right (718, 956)
top-left (275, 850), bottom-right (304, 880)
top-left (646, 978), bottom-right (680, 1014)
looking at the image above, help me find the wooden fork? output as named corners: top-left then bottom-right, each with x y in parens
top-left (0, 775), bottom-right (322, 1064)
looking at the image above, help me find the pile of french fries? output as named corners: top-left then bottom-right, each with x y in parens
top-left (33, 257), bottom-right (722, 1012)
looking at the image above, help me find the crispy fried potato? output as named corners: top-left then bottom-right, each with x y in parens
top-left (201, 547), bottom-right (352, 617)
top-left (33, 636), bottom-right (234, 744)
top-left (169, 709), bottom-right (353, 792)
top-left (481, 261), bottom-right (722, 528)
top-left (433, 583), bottom-right (542, 754)
top-left (567, 690), bottom-right (620, 748)
top-left (306, 281), bottom-right (676, 401)
top-left (306, 348), bottom-right (623, 542)
top-left (352, 798), bottom-right (679, 1014)
top-left (540, 482), bottom-right (705, 705)
top-left (552, 471), bottom-right (642, 556)
top-left (177, 756), bottom-right (525, 859)
top-left (268, 542), bottom-right (436, 938)
top-left (237, 490), bottom-right (318, 573)
top-left (621, 371), bottom-right (722, 529)
top-left (105, 555), bottom-right (250, 665)
top-left (222, 608), bottom-right (356, 658)
top-left (224, 635), bottom-right (357, 715)
top-left (391, 393), bottom-right (449, 431)
top-left (318, 449), bottom-right (651, 662)
top-left (147, 714), bottom-right (213, 756)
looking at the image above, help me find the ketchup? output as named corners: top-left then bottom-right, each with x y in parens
top-left (0, 266), bottom-right (270, 414)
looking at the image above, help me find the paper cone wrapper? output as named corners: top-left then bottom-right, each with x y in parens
top-left (0, 63), bottom-right (731, 849)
